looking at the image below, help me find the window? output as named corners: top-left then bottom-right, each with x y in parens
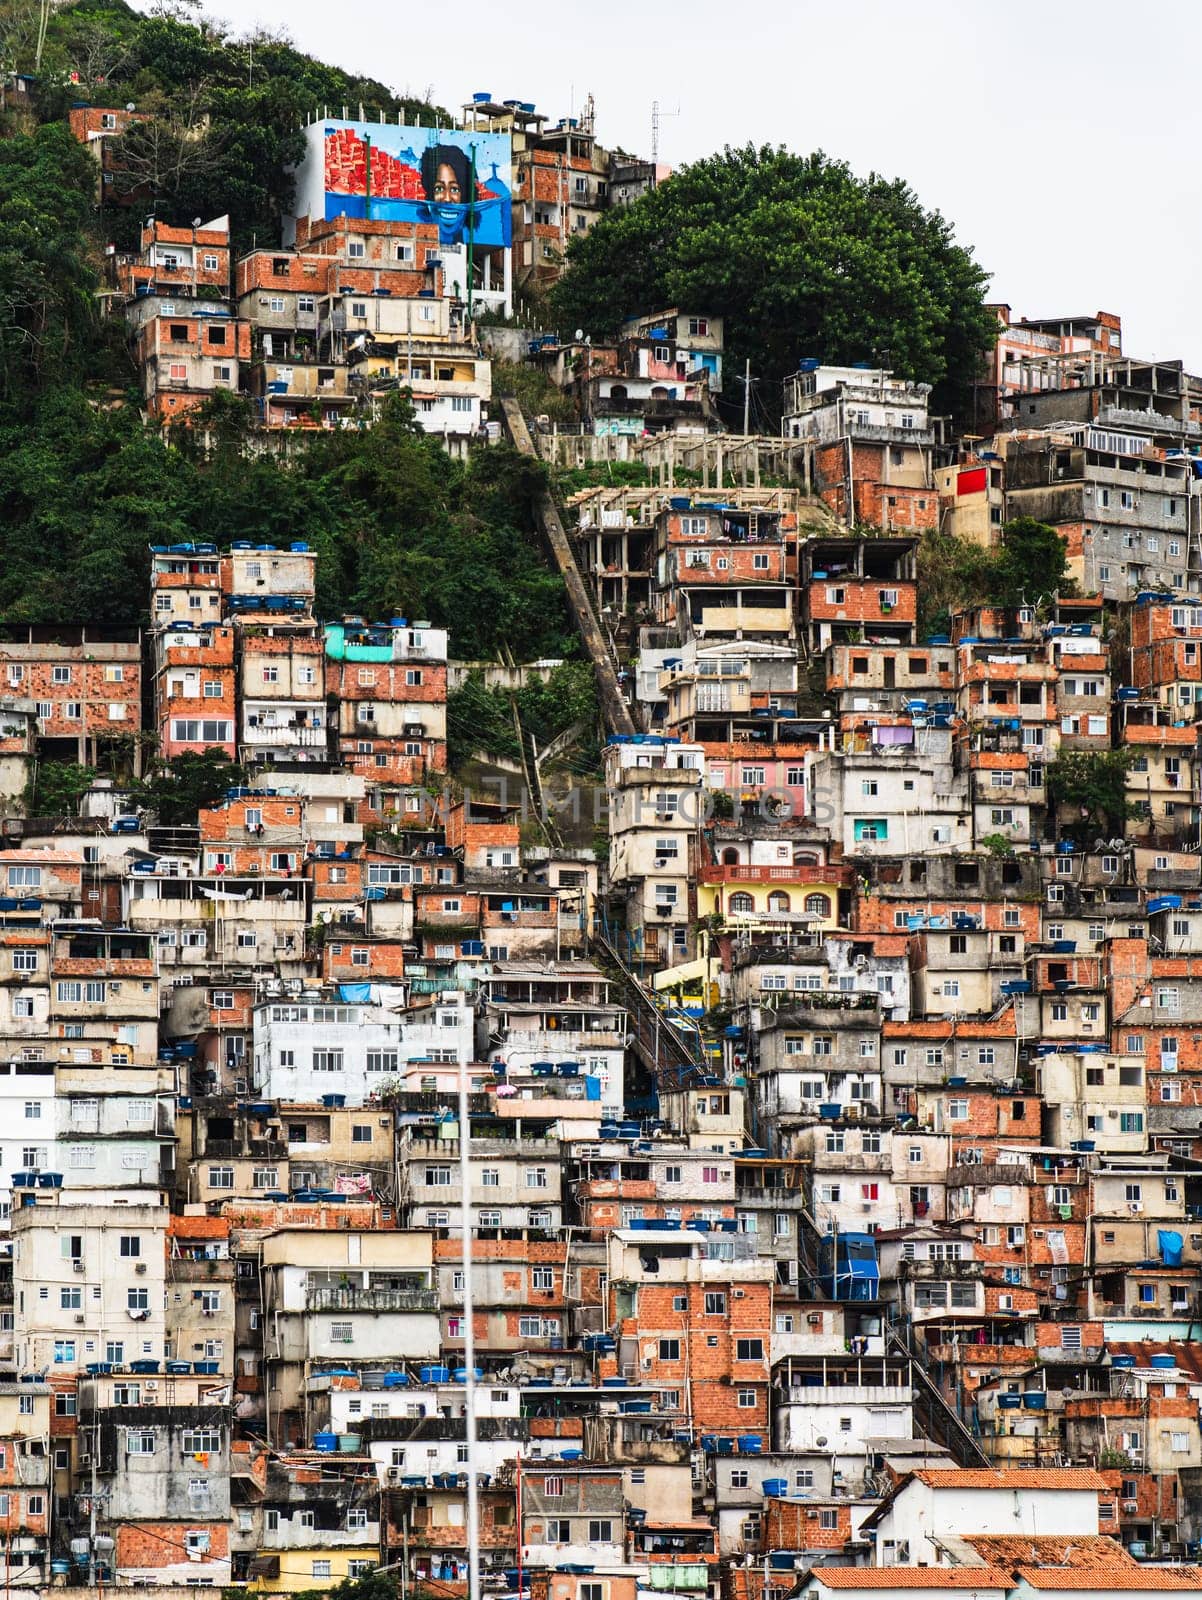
top-left (658, 1339), bottom-right (681, 1361)
top-left (588, 1521), bottom-right (614, 1543)
top-left (736, 1389), bottom-right (757, 1408)
top-left (736, 1338), bottom-right (763, 1361)
top-left (330, 1322), bottom-right (354, 1344)
top-left (705, 1291), bottom-right (726, 1314)
top-left (207, 1166), bottom-right (233, 1190)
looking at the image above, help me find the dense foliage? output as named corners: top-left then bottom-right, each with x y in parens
top-left (28, 0), bottom-right (451, 250)
top-left (446, 663), bottom-right (600, 772)
top-left (550, 145), bottom-right (996, 424)
top-left (0, 42), bottom-right (575, 662)
top-left (0, 386), bottom-right (577, 656)
top-left (917, 516), bottom-right (1071, 637)
top-left (1045, 749), bottom-right (1138, 843)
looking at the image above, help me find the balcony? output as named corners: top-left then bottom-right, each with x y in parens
top-left (241, 724), bottom-right (327, 748)
top-left (305, 1286), bottom-right (439, 1313)
top-left (700, 863), bottom-right (852, 885)
top-left (780, 1383), bottom-right (913, 1407)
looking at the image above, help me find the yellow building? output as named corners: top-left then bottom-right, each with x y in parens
top-left (695, 862), bottom-right (847, 936)
top-left (249, 1545), bottom-right (380, 1593)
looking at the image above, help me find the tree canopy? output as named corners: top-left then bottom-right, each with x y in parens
top-left (917, 516), bottom-right (1070, 637)
top-left (1045, 749), bottom-right (1137, 843)
top-left (28, 0), bottom-right (451, 249)
top-left (0, 390), bottom-right (577, 658)
top-left (550, 145), bottom-right (996, 424)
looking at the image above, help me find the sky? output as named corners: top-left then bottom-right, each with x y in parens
top-left (132, 0), bottom-right (1200, 369)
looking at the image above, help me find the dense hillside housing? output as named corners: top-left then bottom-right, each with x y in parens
top-left (31, 64), bottom-right (1202, 1600)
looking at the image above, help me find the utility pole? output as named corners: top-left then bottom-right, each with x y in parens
top-left (742, 358), bottom-right (751, 437)
top-left (86, 1415), bottom-right (99, 1588)
top-left (650, 100), bottom-right (679, 166)
top-left (458, 1063), bottom-right (481, 1600)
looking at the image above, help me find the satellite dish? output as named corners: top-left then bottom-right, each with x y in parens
top-left (321, 911), bottom-right (333, 924)
top-left (125, 102), bottom-right (135, 113)
top-left (575, 328), bottom-right (583, 341)
top-left (815, 1436), bottom-right (828, 1448)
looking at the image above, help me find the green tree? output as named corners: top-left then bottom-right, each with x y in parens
top-left (30, 760), bottom-right (96, 815)
top-left (46, 6), bottom-right (452, 247)
top-left (916, 517), bottom-right (1069, 635)
top-left (0, 122), bottom-right (98, 400)
top-left (551, 145), bottom-right (995, 423)
top-left (1045, 749), bottom-right (1137, 842)
top-left (989, 516), bottom-right (1070, 609)
top-left (132, 749), bottom-right (247, 825)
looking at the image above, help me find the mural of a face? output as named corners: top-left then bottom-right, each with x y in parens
top-left (432, 162), bottom-right (462, 204)
top-left (421, 145), bottom-right (473, 243)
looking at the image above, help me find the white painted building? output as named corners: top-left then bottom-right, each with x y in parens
top-left (252, 988), bottom-right (474, 1104)
top-left (12, 1194), bottom-right (169, 1376)
top-left (863, 1468), bottom-right (1112, 1566)
top-left (807, 730), bottom-right (971, 858)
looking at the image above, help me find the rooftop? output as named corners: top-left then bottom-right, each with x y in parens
top-left (810, 1572), bottom-right (1011, 1590)
top-left (910, 1469), bottom-right (1112, 1491)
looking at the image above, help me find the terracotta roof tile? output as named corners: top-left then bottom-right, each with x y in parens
top-left (964, 1537), bottom-right (1132, 1568)
top-left (811, 1571), bottom-right (1011, 1590)
top-left (1016, 1567), bottom-right (1202, 1590)
top-left (911, 1469), bottom-right (1112, 1491)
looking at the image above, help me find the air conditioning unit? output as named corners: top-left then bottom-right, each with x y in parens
top-left (73, 1260), bottom-right (85, 1273)
top-left (73, 1316), bottom-right (84, 1326)
top-left (807, 1313), bottom-right (823, 1326)
top-left (1129, 1202), bottom-right (1144, 1213)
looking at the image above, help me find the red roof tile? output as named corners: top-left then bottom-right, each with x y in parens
top-left (811, 1572), bottom-right (1011, 1590)
top-left (911, 1469), bottom-right (1112, 1491)
top-left (964, 1537), bottom-right (1132, 1568)
top-left (1016, 1567), bottom-right (1202, 1590)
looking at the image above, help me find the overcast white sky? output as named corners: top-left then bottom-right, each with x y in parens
top-left (133, 0), bottom-right (1200, 368)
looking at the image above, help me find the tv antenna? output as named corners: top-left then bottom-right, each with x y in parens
top-left (651, 99), bottom-right (679, 165)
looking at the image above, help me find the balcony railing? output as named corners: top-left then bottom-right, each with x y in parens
top-left (305, 1286), bottom-right (439, 1313)
top-left (700, 864), bottom-right (852, 885)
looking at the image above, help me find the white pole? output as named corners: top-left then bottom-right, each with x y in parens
top-left (459, 1063), bottom-right (481, 1600)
